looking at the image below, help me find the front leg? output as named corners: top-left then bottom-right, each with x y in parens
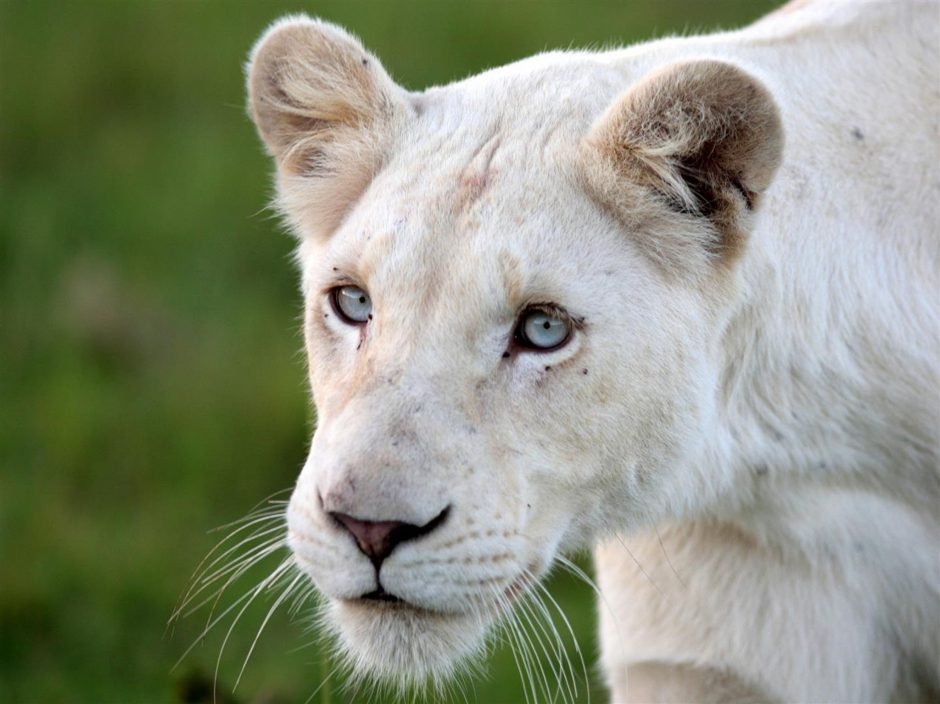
top-left (611, 660), bottom-right (772, 703)
top-left (593, 518), bottom-right (907, 703)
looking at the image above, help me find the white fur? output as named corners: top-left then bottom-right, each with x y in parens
top-left (247, 1), bottom-right (939, 700)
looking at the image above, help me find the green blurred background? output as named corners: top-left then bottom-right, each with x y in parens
top-left (0, 1), bottom-right (777, 702)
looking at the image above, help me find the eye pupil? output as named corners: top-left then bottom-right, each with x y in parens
top-left (542, 321), bottom-right (551, 330)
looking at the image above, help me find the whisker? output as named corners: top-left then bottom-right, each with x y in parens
top-left (170, 509), bottom-right (285, 628)
top-left (501, 585), bottom-right (547, 704)
top-left (174, 527), bottom-right (286, 619)
top-left (525, 588), bottom-right (575, 704)
top-left (288, 580), bottom-right (318, 620)
top-left (532, 575), bottom-right (590, 704)
top-left (496, 589), bottom-right (536, 704)
top-left (515, 590), bottom-right (565, 704)
top-left (195, 527), bottom-right (286, 593)
top-left (654, 525), bottom-right (686, 587)
top-left (208, 490), bottom-right (291, 533)
top-left (614, 533), bottom-right (664, 596)
top-left (190, 538), bottom-right (287, 625)
top-left (173, 556), bottom-right (285, 670)
top-left (207, 503), bottom-right (285, 536)
top-left (523, 570), bottom-right (583, 704)
top-left (486, 585), bottom-right (532, 704)
top-left (233, 568), bottom-right (306, 690)
top-left (212, 558), bottom-right (295, 700)
top-left (303, 657), bottom-right (340, 704)
top-left (556, 553), bottom-right (626, 670)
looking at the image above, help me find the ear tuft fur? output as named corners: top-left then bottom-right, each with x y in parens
top-left (247, 16), bottom-right (411, 238)
top-left (581, 60), bottom-right (783, 275)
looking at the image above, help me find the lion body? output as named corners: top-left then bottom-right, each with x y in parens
top-left (246, 1), bottom-right (939, 700)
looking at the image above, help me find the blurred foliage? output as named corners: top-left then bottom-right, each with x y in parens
top-left (0, 1), bottom-right (776, 702)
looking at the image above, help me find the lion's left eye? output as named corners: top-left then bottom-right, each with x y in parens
top-left (330, 285), bottom-right (372, 324)
top-left (515, 309), bottom-right (571, 351)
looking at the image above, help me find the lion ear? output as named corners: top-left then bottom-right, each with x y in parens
top-left (247, 16), bottom-right (411, 237)
top-left (581, 60), bottom-right (783, 274)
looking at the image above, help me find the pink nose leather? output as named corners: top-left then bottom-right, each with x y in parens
top-left (329, 506), bottom-right (451, 569)
top-left (331, 513), bottom-right (407, 567)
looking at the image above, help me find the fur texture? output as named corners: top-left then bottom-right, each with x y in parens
top-left (246, 0), bottom-right (939, 700)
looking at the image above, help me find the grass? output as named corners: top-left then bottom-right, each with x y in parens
top-left (0, 1), bottom-right (776, 702)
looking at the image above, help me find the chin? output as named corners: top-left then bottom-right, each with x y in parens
top-left (325, 597), bottom-right (491, 686)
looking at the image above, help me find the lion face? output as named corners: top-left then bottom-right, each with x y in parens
top-left (248, 16), bottom-right (781, 685)
top-left (286, 148), bottom-right (687, 682)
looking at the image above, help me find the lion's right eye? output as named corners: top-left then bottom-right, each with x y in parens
top-left (330, 285), bottom-right (372, 324)
top-left (514, 307), bottom-right (572, 351)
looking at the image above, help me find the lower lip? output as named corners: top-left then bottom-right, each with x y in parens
top-left (343, 594), bottom-right (433, 615)
top-left (361, 588), bottom-right (403, 604)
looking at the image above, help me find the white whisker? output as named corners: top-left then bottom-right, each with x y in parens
top-left (492, 585), bottom-right (540, 704)
top-left (234, 568), bottom-right (306, 690)
top-left (521, 586), bottom-right (574, 704)
top-left (170, 508), bottom-right (285, 628)
top-left (191, 538), bottom-right (287, 624)
top-left (654, 526), bottom-right (686, 587)
top-left (174, 527), bottom-right (286, 619)
top-left (533, 574), bottom-right (590, 704)
top-left (513, 587), bottom-right (559, 703)
top-left (303, 654), bottom-right (340, 704)
top-left (614, 533), bottom-right (663, 596)
top-left (212, 557), bottom-right (294, 699)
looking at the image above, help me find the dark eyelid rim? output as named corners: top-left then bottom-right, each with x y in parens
top-left (319, 275), bottom-right (364, 296)
top-left (511, 302), bottom-right (581, 353)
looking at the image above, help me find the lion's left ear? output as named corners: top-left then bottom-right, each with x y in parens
top-left (580, 60), bottom-right (783, 275)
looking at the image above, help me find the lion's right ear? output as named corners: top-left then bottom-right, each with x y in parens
top-left (247, 16), bottom-right (411, 237)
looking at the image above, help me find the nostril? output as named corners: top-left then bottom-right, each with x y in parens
top-left (419, 505), bottom-right (450, 536)
top-left (329, 505), bottom-right (450, 569)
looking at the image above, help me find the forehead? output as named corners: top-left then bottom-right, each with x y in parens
top-left (320, 65), bottom-right (623, 305)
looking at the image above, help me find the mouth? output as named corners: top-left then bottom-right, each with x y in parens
top-left (340, 588), bottom-right (446, 617)
top-left (323, 561), bottom-right (552, 684)
top-left (360, 586), bottom-right (404, 604)
top-left (343, 559), bottom-right (547, 616)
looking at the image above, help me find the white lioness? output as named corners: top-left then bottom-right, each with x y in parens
top-left (245, 0), bottom-right (939, 701)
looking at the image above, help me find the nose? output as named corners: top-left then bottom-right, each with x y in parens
top-left (329, 506), bottom-right (450, 569)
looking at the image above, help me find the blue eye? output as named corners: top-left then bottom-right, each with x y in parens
top-left (331, 286), bottom-right (372, 324)
top-left (516, 308), bottom-right (571, 351)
